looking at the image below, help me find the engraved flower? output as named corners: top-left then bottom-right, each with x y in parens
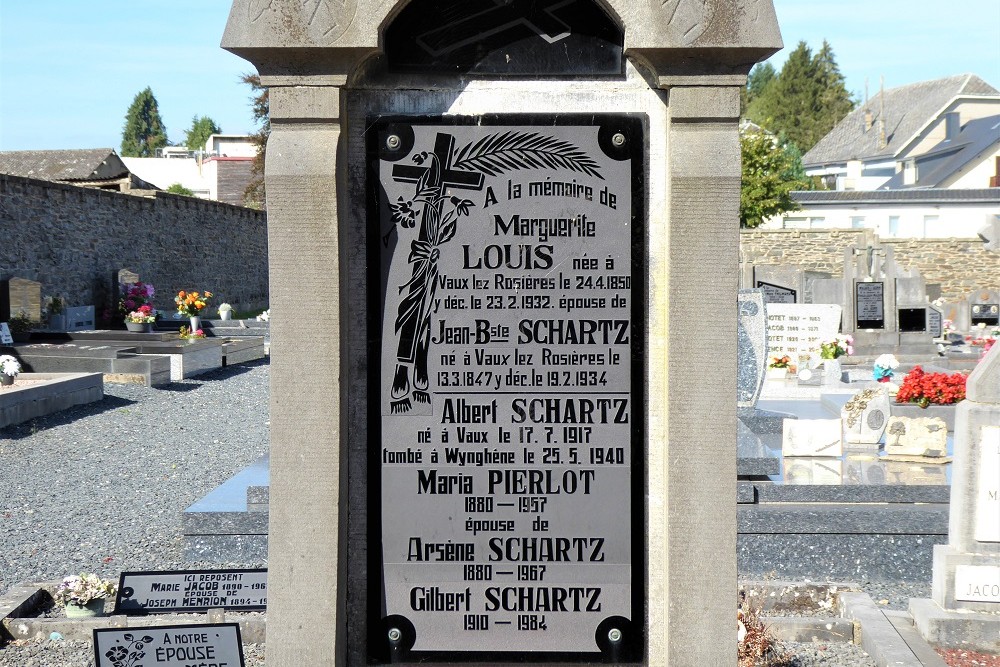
top-left (450, 196), bottom-right (474, 216)
top-left (106, 646), bottom-right (127, 660)
top-left (390, 197), bottom-right (417, 228)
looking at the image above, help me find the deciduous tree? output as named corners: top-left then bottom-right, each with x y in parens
top-left (240, 73), bottom-right (269, 209)
top-left (740, 126), bottom-right (811, 228)
top-left (184, 116), bottom-right (222, 153)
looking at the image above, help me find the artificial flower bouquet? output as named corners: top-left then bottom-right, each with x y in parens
top-left (895, 366), bottom-right (967, 408)
top-left (179, 325), bottom-right (206, 339)
top-left (872, 353), bottom-right (899, 383)
top-left (54, 573), bottom-right (117, 607)
top-left (175, 290), bottom-right (212, 317)
top-left (118, 282), bottom-right (155, 316)
top-left (0, 354), bottom-right (21, 377)
top-left (819, 334), bottom-right (854, 360)
top-left (124, 304), bottom-right (156, 324)
top-left (768, 355), bottom-right (792, 369)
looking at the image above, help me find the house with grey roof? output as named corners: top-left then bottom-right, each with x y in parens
top-left (0, 148), bottom-right (156, 192)
top-left (803, 74), bottom-right (1000, 191)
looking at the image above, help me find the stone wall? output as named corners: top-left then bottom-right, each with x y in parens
top-left (0, 173), bottom-right (268, 319)
top-left (741, 228), bottom-right (1000, 301)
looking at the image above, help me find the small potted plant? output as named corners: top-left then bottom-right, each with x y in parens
top-left (218, 302), bottom-right (233, 321)
top-left (0, 354), bottom-right (21, 386)
top-left (179, 325), bottom-right (206, 340)
top-left (818, 334), bottom-right (853, 385)
top-left (124, 304), bottom-right (157, 333)
top-left (766, 355), bottom-right (792, 380)
top-left (45, 295), bottom-right (66, 330)
top-left (7, 312), bottom-right (33, 342)
top-left (54, 573), bottom-right (117, 618)
top-left (872, 353), bottom-right (899, 383)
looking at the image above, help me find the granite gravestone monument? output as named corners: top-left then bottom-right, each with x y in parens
top-left (221, 0), bottom-right (781, 664)
top-left (1, 277), bottom-right (42, 322)
top-left (910, 343), bottom-right (1000, 650)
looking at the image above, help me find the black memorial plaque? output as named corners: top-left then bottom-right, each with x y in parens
top-left (115, 569), bottom-right (267, 614)
top-left (93, 623), bottom-right (244, 667)
top-left (856, 282), bottom-right (885, 329)
top-left (971, 304), bottom-right (1000, 327)
top-left (756, 281), bottom-right (797, 304)
top-left (898, 307), bottom-right (927, 333)
top-left (368, 116), bottom-right (644, 661)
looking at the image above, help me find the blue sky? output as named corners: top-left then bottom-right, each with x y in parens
top-left (1, 0), bottom-right (998, 151)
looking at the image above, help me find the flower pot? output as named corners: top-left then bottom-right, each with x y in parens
top-left (220, 311), bottom-right (232, 321)
top-left (125, 321), bottom-right (152, 333)
top-left (189, 316), bottom-right (202, 333)
top-left (0, 374), bottom-right (14, 386)
top-left (48, 314), bottom-right (66, 331)
top-left (64, 599), bottom-right (107, 618)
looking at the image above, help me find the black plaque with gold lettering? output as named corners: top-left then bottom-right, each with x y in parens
top-left (367, 115), bottom-right (644, 662)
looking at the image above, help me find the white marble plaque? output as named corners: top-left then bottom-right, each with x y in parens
top-left (954, 565), bottom-right (1000, 603)
top-left (885, 416), bottom-right (948, 457)
top-left (782, 419), bottom-right (843, 457)
top-left (974, 426), bottom-right (1000, 543)
top-left (766, 304), bottom-right (841, 367)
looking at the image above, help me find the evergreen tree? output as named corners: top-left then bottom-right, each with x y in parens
top-left (240, 73), bottom-right (269, 209)
top-left (121, 87), bottom-right (168, 157)
top-left (184, 116), bottom-right (222, 153)
top-left (743, 62), bottom-right (777, 113)
top-left (166, 183), bottom-right (195, 196)
top-left (740, 127), bottom-right (811, 228)
top-left (746, 41), bottom-right (855, 153)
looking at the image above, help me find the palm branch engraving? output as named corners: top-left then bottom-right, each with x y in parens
top-left (452, 131), bottom-right (604, 180)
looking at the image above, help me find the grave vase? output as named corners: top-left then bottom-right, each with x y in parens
top-left (125, 321), bottom-right (152, 333)
top-left (63, 599), bottom-right (107, 618)
top-left (48, 314), bottom-right (66, 331)
top-left (822, 358), bottom-right (843, 385)
top-left (220, 310), bottom-right (232, 321)
top-left (1, 374), bottom-right (14, 386)
top-left (189, 316), bottom-right (202, 334)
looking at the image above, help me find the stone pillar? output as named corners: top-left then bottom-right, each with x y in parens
top-left (264, 84), bottom-right (348, 665)
top-left (658, 83), bottom-right (742, 666)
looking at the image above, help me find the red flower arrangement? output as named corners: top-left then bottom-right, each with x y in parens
top-left (895, 366), bottom-right (968, 408)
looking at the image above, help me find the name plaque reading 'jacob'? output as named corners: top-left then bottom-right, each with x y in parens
top-left (371, 117), bottom-right (643, 659)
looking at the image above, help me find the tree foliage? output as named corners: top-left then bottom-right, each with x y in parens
top-left (745, 41), bottom-right (855, 153)
top-left (240, 73), bottom-right (269, 209)
top-left (184, 116), bottom-right (222, 153)
top-left (121, 87), bottom-right (168, 157)
top-left (742, 62), bottom-right (776, 114)
top-left (166, 183), bottom-right (195, 196)
top-left (740, 126), bottom-right (811, 228)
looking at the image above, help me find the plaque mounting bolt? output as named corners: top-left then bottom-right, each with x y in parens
top-left (611, 133), bottom-right (626, 147)
top-left (388, 627), bottom-right (402, 642)
top-left (386, 135), bottom-right (401, 150)
top-left (608, 628), bottom-right (622, 643)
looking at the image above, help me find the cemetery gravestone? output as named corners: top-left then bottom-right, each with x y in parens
top-left (781, 419), bottom-right (843, 457)
top-left (222, 0), bottom-right (781, 664)
top-left (841, 386), bottom-right (890, 445)
top-left (1, 277), bottom-right (42, 322)
top-left (93, 624), bottom-right (244, 667)
top-left (64, 305), bottom-right (96, 331)
top-left (753, 266), bottom-right (800, 304)
top-left (737, 290), bottom-right (767, 412)
top-left (765, 303), bottom-right (841, 369)
top-left (969, 289), bottom-right (1000, 328)
top-left (910, 343), bottom-right (1000, 649)
top-left (884, 417), bottom-right (948, 457)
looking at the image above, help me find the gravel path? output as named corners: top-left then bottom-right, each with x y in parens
top-left (0, 360), bottom-right (270, 594)
top-left (0, 359), bottom-right (908, 665)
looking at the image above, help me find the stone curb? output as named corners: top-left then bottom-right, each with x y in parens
top-left (1, 584), bottom-right (264, 646)
top-left (763, 616), bottom-right (855, 643)
top-left (840, 591), bottom-right (935, 667)
top-left (884, 610), bottom-right (949, 666)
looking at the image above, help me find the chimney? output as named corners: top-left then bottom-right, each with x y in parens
top-left (944, 111), bottom-right (961, 140)
top-left (877, 76), bottom-right (887, 149)
top-left (865, 110), bottom-right (874, 131)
